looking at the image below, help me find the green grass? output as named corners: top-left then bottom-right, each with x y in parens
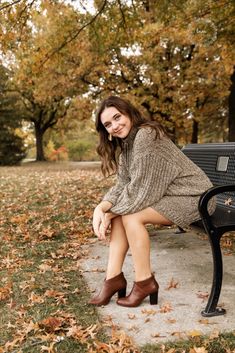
top-left (142, 332), bottom-right (235, 352)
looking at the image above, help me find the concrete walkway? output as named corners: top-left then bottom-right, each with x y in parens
top-left (81, 228), bottom-right (235, 346)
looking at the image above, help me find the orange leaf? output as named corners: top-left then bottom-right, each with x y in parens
top-left (165, 278), bottom-right (179, 290)
top-left (141, 308), bottom-right (157, 316)
top-left (166, 318), bottom-right (176, 324)
top-left (39, 317), bottom-right (63, 332)
top-left (159, 302), bottom-right (173, 313)
top-left (128, 313), bottom-right (136, 320)
top-left (187, 330), bottom-right (203, 337)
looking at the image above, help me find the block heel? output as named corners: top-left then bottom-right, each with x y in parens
top-left (117, 274), bottom-right (159, 307)
top-left (89, 272), bottom-right (127, 306)
top-left (149, 291), bottom-right (158, 305)
top-left (118, 287), bottom-right (126, 298)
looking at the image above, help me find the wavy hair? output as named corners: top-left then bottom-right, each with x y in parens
top-left (95, 96), bottom-right (165, 176)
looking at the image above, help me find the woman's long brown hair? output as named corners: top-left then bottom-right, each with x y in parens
top-left (95, 96), bottom-right (165, 176)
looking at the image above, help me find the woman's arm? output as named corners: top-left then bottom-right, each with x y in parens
top-left (110, 130), bottom-right (180, 215)
top-left (102, 153), bottom-right (129, 206)
top-left (93, 201), bottom-right (119, 239)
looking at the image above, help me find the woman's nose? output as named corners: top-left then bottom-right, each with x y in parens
top-left (112, 122), bottom-right (119, 131)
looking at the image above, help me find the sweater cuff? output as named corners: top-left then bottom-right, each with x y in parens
top-left (102, 194), bottom-right (116, 207)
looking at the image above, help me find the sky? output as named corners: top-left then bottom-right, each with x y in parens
top-left (65, 0), bottom-right (96, 14)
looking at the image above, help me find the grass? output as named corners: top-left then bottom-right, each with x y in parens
top-left (0, 162), bottom-right (234, 353)
top-left (142, 332), bottom-right (235, 352)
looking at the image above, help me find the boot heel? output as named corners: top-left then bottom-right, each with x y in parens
top-left (149, 291), bottom-right (158, 305)
top-left (118, 287), bottom-right (126, 299)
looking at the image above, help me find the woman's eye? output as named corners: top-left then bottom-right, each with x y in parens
top-left (114, 115), bottom-right (120, 120)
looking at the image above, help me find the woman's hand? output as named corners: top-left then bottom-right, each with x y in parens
top-left (92, 201), bottom-right (112, 239)
top-left (93, 205), bottom-right (105, 239)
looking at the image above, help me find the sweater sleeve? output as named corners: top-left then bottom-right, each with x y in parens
top-left (102, 153), bottom-right (130, 206)
top-left (110, 130), bottom-right (180, 215)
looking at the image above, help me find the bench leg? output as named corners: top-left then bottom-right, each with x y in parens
top-left (201, 230), bottom-right (226, 317)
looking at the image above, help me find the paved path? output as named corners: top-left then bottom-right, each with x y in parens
top-left (81, 228), bottom-right (235, 346)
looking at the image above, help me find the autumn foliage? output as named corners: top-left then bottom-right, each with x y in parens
top-left (0, 0), bottom-right (235, 164)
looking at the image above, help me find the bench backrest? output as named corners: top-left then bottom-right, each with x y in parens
top-left (182, 142), bottom-right (235, 212)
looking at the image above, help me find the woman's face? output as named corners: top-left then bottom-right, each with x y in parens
top-left (100, 106), bottom-right (132, 139)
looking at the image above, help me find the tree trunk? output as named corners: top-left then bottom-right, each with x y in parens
top-left (191, 119), bottom-right (198, 143)
top-left (34, 123), bottom-right (46, 161)
top-left (228, 68), bottom-right (235, 142)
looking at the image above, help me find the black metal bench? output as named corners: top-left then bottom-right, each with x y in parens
top-left (182, 142), bottom-right (235, 317)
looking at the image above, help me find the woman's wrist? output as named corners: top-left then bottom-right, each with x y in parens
top-left (97, 201), bottom-right (113, 213)
top-left (105, 212), bottom-right (117, 221)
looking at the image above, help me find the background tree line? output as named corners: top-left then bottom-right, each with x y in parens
top-left (0, 0), bottom-right (234, 164)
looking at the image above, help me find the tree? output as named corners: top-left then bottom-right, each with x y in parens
top-left (87, 0), bottom-right (234, 143)
top-left (0, 65), bottom-right (26, 165)
top-left (1, 0), bottom-right (234, 149)
top-left (0, 0), bottom-right (107, 160)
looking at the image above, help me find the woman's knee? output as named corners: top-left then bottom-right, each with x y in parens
top-left (121, 213), bottom-right (144, 230)
top-left (122, 208), bottom-right (172, 228)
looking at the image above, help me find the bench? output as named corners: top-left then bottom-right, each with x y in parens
top-left (181, 142), bottom-right (235, 317)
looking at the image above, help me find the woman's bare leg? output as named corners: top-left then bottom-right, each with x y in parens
top-left (106, 216), bottom-right (129, 280)
top-left (122, 208), bottom-right (172, 282)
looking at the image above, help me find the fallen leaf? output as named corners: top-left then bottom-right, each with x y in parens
top-left (159, 302), bottom-right (173, 313)
top-left (144, 317), bottom-right (151, 323)
top-left (39, 317), bottom-right (63, 333)
top-left (40, 342), bottom-right (56, 353)
top-left (197, 291), bottom-right (209, 301)
top-left (66, 324), bottom-right (98, 343)
top-left (141, 308), bottom-right (157, 316)
top-left (28, 292), bottom-right (44, 304)
top-left (128, 313), bottom-right (136, 320)
top-left (198, 319), bottom-right (209, 325)
top-left (209, 329), bottom-right (220, 339)
top-left (165, 278), bottom-right (179, 290)
top-left (0, 283), bottom-right (12, 301)
top-left (10, 214), bottom-right (29, 224)
top-left (23, 320), bottom-right (39, 334)
top-left (191, 347), bottom-right (208, 353)
top-left (171, 331), bottom-right (184, 338)
top-left (128, 325), bottom-right (139, 332)
top-left (38, 264), bottom-right (52, 272)
top-left (151, 332), bottom-right (166, 338)
top-left (187, 329), bottom-right (203, 337)
top-left (224, 197), bottom-right (233, 205)
top-left (90, 267), bottom-right (105, 273)
top-left (166, 318), bottom-right (176, 324)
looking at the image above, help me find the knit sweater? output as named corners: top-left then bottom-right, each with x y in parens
top-left (103, 127), bottom-right (214, 228)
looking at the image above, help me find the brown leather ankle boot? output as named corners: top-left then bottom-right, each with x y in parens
top-left (116, 274), bottom-right (159, 307)
top-left (88, 272), bottom-right (127, 306)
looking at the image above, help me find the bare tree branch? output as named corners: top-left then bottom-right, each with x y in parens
top-left (117, 0), bottom-right (127, 28)
top-left (0, 0), bottom-right (22, 11)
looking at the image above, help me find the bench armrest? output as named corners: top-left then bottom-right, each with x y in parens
top-left (198, 184), bottom-right (235, 232)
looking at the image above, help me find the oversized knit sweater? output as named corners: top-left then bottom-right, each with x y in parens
top-left (103, 127), bottom-right (214, 228)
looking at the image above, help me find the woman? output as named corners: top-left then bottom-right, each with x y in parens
top-left (89, 95), bottom-right (214, 308)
